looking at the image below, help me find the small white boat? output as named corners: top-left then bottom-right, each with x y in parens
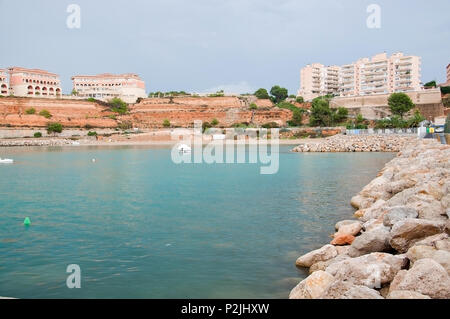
top-left (0, 158), bottom-right (14, 164)
top-left (177, 144), bottom-right (191, 153)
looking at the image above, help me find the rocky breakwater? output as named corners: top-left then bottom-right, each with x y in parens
top-left (0, 138), bottom-right (75, 147)
top-left (290, 139), bottom-right (450, 299)
top-left (292, 134), bottom-right (415, 152)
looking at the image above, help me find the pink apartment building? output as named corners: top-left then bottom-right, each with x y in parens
top-left (71, 73), bottom-right (146, 103)
top-left (8, 67), bottom-right (61, 98)
top-left (0, 69), bottom-right (8, 95)
top-left (298, 52), bottom-right (422, 101)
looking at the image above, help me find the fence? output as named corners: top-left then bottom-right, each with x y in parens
top-left (345, 128), bottom-right (419, 135)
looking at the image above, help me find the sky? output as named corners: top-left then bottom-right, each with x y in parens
top-left (0, 0), bottom-right (449, 95)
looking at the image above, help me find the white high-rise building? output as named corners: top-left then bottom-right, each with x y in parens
top-left (298, 52), bottom-right (422, 101)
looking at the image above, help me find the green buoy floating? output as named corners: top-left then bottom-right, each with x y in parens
top-left (23, 217), bottom-right (31, 226)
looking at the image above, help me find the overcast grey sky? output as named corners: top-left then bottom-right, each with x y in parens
top-left (0, 0), bottom-right (449, 94)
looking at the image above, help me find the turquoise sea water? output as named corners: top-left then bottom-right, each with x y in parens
top-left (0, 145), bottom-right (394, 298)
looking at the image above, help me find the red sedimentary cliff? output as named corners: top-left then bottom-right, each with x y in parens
top-left (0, 96), bottom-right (293, 128)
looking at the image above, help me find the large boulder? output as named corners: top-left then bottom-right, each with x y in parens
top-left (383, 206), bottom-right (418, 227)
top-left (360, 199), bottom-right (387, 222)
top-left (406, 245), bottom-right (450, 275)
top-left (388, 258), bottom-right (450, 299)
top-left (325, 252), bottom-right (407, 288)
top-left (335, 220), bottom-right (362, 231)
top-left (330, 234), bottom-right (355, 246)
top-left (389, 218), bottom-right (446, 253)
top-left (319, 280), bottom-right (383, 299)
top-left (309, 255), bottom-right (350, 274)
top-left (340, 286), bottom-right (383, 299)
top-left (295, 244), bottom-right (338, 268)
top-left (387, 290), bottom-right (431, 299)
top-left (289, 271), bottom-right (335, 299)
top-left (334, 221), bottom-right (362, 237)
top-left (348, 226), bottom-right (391, 257)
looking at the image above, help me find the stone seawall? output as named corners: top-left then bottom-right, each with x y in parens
top-left (289, 139), bottom-right (450, 299)
top-left (292, 134), bottom-right (416, 152)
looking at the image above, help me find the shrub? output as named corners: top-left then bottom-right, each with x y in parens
top-left (39, 109), bottom-right (52, 119)
top-left (87, 131), bottom-right (97, 136)
top-left (254, 88), bottom-right (270, 99)
top-left (444, 114), bottom-right (450, 134)
top-left (249, 103), bottom-right (258, 110)
top-left (211, 118), bottom-right (219, 126)
top-left (109, 98), bottom-right (128, 114)
top-left (25, 108), bottom-right (36, 115)
top-left (163, 119), bottom-right (171, 127)
top-left (287, 109), bottom-right (303, 127)
top-left (261, 122), bottom-right (279, 129)
top-left (87, 97), bottom-right (96, 102)
top-left (296, 96), bottom-right (304, 103)
top-left (33, 132), bottom-right (42, 138)
top-left (118, 121), bottom-right (132, 130)
top-left (407, 109), bottom-right (425, 128)
top-left (202, 121), bottom-right (212, 132)
top-left (47, 122), bottom-right (63, 134)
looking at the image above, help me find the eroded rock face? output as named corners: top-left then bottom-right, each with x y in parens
top-left (348, 226), bottom-right (391, 257)
top-left (388, 258), bottom-right (450, 299)
top-left (295, 244), bottom-right (338, 268)
top-left (325, 252), bottom-right (407, 288)
top-left (289, 271), bottom-right (335, 299)
top-left (389, 219), bottom-right (446, 253)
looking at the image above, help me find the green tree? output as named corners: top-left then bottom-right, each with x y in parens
top-left (249, 103), bottom-right (258, 110)
top-left (424, 80), bottom-right (437, 88)
top-left (332, 107), bottom-right (348, 123)
top-left (47, 122), bottom-right (63, 134)
top-left (71, 89), bottom-right (78, 96)
top-left (388, 93), bottom-right (415, 119)
top-left (309, 97), bottom-right (332, 127)
top-left (270, 85), bottom-right (288, 104)
top-left (288, 109), bottom-right (303, 126)
top-left (109, 98), bottom-right (128, 114)
top-left (254, 88), bottom-right (270, 99)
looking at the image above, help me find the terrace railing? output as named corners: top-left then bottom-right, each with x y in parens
top-left (345, 128), bottom-right (419, 135)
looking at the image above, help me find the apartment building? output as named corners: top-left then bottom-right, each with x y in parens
top-left (298, 63), bottom-right (340, 101)
top-left (0, 69), bottom-right (8, 95)
top-left (298, 52), bottom-right (422, 101)
top-left (7, 67), bottom-right (61, 98)
top-left (439, 63), bottom-right (450, 87)
top-left (72, 73), bottom-right (146, 103)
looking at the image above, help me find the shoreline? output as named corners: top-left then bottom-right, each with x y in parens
top-left (289, 138), bottom-right (450, 299)
top-left (0, 137), bottom-right (322, 148)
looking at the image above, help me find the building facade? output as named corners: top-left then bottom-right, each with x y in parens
top-left (298, 63), bottom-right (340, 101)
top-left (0, 69), bottom-right (8, 96)
top-left (71, 73), bottom-right (146, 103)
top-left (298, 52), bottom-right (422, 101)
top-left (8, 67), bottom-right (61, 98)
